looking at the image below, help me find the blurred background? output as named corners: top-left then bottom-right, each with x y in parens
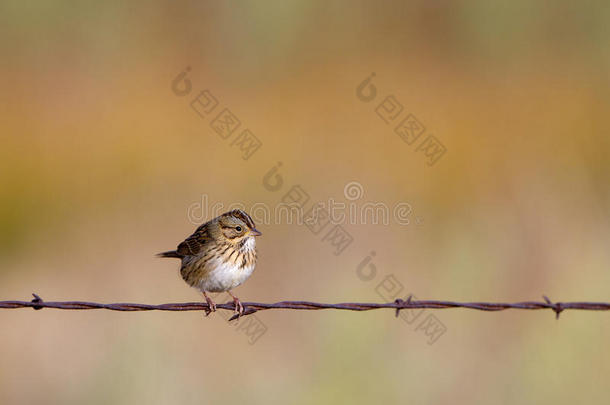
top-left (1, 0), bottom-right (609, 403)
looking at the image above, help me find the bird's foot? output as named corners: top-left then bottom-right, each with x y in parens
top-left (202, 292), bottom-right (216, 316)
top-left (233, 296), bottom-right (244, 317)
top-left (227, 292), bottom-right (244, 317)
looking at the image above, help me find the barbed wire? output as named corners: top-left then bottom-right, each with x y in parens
top-left (0, 293), bottom-right (608, 321)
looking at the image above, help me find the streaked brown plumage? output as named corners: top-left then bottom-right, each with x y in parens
top-left (157, 209), bottom-right (261, 316)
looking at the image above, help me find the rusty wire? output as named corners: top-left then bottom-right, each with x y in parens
top-left (0, 293), bottom-right (608, 321)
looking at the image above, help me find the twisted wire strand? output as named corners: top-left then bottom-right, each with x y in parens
top-left (0, 293), bottom-right (608, 320)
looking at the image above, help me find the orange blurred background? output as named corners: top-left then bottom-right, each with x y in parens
top-left (1, 1), bottom-right (609, 404)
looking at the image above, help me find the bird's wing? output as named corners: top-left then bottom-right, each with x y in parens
top-left (176, 225), bottom-right (210, 256)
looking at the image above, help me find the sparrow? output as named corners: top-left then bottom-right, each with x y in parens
top-left (157, 209), bottom-right (261, 316)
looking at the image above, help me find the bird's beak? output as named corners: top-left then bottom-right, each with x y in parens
top-left (250, 228), bottom-right (262, 236)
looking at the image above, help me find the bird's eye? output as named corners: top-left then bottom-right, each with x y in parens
top-left (236, 226), bottom-right (242, 232)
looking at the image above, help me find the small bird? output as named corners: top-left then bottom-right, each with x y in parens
top-left (157, 209), bottom-right (261, 316)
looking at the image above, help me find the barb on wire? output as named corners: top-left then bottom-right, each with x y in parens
top-left (0, 293), bottom-right (608, 321)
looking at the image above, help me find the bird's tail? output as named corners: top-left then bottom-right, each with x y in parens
top-left (156, 250), bottom-right (182, 259)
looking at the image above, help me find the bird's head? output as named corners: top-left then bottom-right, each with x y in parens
top-left (212, 209), bottom-right (261, 247)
